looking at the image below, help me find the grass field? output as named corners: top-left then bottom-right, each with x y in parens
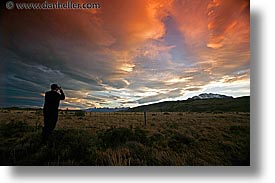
top-left (0, 109), bottom-right (250, 166)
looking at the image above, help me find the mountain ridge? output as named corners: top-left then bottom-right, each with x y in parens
top-left (128, 95), bottom-right (249, 112)
top-left (187, 93), bottom-right (233, 100)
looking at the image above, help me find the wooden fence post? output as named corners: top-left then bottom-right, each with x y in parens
top-left (144, 112), bottom-right (147, 126)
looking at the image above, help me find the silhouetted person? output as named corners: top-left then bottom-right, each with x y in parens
top-left (42, 84), bottom-right (65, 142)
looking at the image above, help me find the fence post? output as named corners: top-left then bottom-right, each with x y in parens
top-left (144, 112), bottom-right (147, 126)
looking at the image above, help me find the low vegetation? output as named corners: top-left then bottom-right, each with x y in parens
top-left (0, 110), bottom-right (250, 166)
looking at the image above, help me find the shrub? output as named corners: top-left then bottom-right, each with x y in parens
top-left (74, 110), bottom-right (85, 117)
top-left (0, 121), bottom-right (32, 138)
top-left (124, 141), bottom-right (149, 165)
top-left (133, 128), bottom-right (148, 144)
top-left (1, 128), bottom-right (97, 165)
top-left (168, 132), bottom-right (194, 152)
top-left (229, 125), bottom-right (248, 135)
top-left (98, 128), bottom-right (134, 148)
top-left (35, 110), bottom-right (43, 115)
top-left (96, 147), bottom-right (131, 166)
top-left (148, 132), bottom-right (167, 148)
top-left (97, 127), bottom-right (148, 149)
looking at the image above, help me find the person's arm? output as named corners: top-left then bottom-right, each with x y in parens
top-left (59, 88), bottom-right (65, 100)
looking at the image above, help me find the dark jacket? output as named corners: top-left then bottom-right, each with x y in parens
top-left (43, 90), bottom-right (65, 113)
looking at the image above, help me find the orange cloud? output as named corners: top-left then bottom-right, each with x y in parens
top-left (167, 0), bottom-right (249, 81)
top-left (1, 0), bottom-right (250, 108)
top-left (94, 0), bottom-right (169, 48)
top-left (207, 0), bottom-right (249, 49)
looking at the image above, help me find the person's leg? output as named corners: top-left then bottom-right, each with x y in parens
top-left (42, 111), bottom-right (58, 143)
top-left (42, 114), bottom-right (51, 142)
top-left (49, 112), bottom-right (58, 132)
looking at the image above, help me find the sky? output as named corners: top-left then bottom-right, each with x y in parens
top-left (0, 0), bottom-right (250, 109)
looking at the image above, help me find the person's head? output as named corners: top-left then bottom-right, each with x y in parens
top-left (51, 84), bottom-right (59, 91)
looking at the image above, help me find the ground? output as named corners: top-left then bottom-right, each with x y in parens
top-left (0, 109), bottom-right (250, 166)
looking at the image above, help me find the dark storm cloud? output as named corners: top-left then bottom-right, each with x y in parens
top-left (0, 0), bottom-right (249, 108)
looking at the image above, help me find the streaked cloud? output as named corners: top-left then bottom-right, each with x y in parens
top-left (0, 0), bottom-right (250, 108)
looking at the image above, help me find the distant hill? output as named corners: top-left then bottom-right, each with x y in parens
top-left (128, 96), bottom-right (250, 112)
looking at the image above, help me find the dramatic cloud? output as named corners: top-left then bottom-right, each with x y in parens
top-left (0, 0), bottom-right (250, 109)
